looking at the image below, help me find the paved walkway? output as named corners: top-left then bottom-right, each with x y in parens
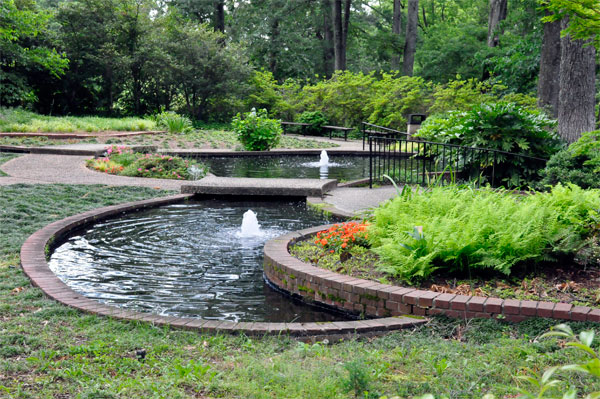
top-left (0, 138), bottom-right (397, 214)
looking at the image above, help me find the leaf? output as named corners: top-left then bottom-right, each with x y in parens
top-left (580, 330), bottom-right (595, 348)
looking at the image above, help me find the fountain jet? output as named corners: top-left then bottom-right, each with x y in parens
top-left (239, 210), bottom-right (262, 237)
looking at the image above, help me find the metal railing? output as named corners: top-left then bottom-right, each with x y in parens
top-left (362, 122), bottom-right (408, 150)
top-left (368, 134), bottom-right (548, 189)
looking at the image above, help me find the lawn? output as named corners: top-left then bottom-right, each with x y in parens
top-left (1, 184), bottom-right (599, 398)
top-left (0, 109), bottom-right (158, 133)
top-left (0, 129), bottom-right (339, 150)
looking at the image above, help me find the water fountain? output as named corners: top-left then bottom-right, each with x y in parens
top-left (319, 150), bottom-right (329, 167)
top-left (239, 209), bottom-right (262, 237)
top-left (48, 199), bottom-right (345, 322)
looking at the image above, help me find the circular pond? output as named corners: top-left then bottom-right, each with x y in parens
top-left (201, 154), bottom-right (370, 180)
top-left (49, 199), bottom-right (347, 322)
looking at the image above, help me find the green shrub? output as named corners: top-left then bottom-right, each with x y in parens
top-left (369, 184), bottom-right (600, 283)
top-left (538, 130), bottom-right (600, 190)
top-left (155, 111), bottom-right (193, 134)
top-left (232, 108), bottom-right (282, 151)
top-left (298, 111), bottom-right (328, 135)
top-left (88, 147), bottom-right (207, 180)
top-left (415, 102), bottom-right (561, 187)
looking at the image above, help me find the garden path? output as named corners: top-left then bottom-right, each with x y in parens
top-left (0, 137), bottom-right (397, 214)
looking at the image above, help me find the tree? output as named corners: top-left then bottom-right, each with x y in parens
top-left (542, 0), bottom-right (600, 48)
top-left (537, 11), bottom-right (561, 117)
top-left (557, 17), bottom-right (596, 143)
top-left (402, 0), bottom-right (418, 76)
top-left (487, 0), bottom-right (507, 47)
top-left (332, 0), bottom-right (351, 71)
top-left (0, 0), bottom-right (68, 106)
top-left (390, 0), bottom-right (402, 70)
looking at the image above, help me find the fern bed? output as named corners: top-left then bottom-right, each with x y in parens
top-left (292, 184), bottom-right (600, 307)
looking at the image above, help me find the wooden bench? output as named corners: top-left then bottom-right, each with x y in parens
top-left (322, 125), bottom-right (353, 141)
top-left (281, 121), bottom-right (311, 135)
top-left (281, 122), bottom-right (353, 141)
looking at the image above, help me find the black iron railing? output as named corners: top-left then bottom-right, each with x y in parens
top-left (368, 135), bottom-right (548, 189)
top-left (362, 122), bottom-right (408, 150)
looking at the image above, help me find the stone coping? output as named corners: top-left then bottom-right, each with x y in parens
top-left (20, 195), bottom-right (425, 337)
top-left (263, 224), bottom-right (600, 323)
top-left (182, 176), bottom-right (338, 198)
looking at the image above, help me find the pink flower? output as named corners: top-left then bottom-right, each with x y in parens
top-left (137, 168), bottom-right (142, 172)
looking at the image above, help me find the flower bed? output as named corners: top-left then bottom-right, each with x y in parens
top-left (86, 145), bottom-right (208, 180)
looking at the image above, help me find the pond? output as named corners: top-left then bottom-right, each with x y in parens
top-left (48, 199), bottom-right (350, 322)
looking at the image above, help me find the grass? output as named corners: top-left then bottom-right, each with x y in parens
top-left (2, 184), bottom-right (599, 398)
top-left (0, 153), bottom-right (19, 176)
top-left (0, 108), bottom-right (157, 133)
top-left (0, 129), bottom-right (339, 150)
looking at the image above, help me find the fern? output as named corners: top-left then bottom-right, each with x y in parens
top-left (369, 184), bottom-right (600, 282)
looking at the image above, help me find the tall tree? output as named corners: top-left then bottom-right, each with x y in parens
top-left (321, 0), bottom-right (335, 77)
top-left (214, 0), bottom-right (225, 32)
top-left (391, 0), bottom-right (402, 70)
top-left (557, 17), bottom-right (596, 142)
top-left (487, 0), bottom-right (507, 47)
top-left (402, 0), bottom-right (418, 76)
top-left (537, 11), bottom-right (561, 117)
top-left (332, 0), bottom-right (351, 71)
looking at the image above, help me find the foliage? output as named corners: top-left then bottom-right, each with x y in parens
top-left (314, 221), bottom-right (370, 254)
top-left (369, 184), bottom-right (600, 283)
top-left (415, 102), bottom-right (561, 187)
top-left (542, 0), bottom-right (600, 48)
top-left (538, 130), bottom-right (600, 190)
top-left (154, 111), bottom-right (192, 134)
top-left (232, 108), bottom-right (282, 151)
top-left (1, 182), bottom-right (600, 398)
top-left (519, 324), bottom-right (600, 399)
top-left (0, 107), bottom-right (156, 132)
top-left (298, 111), bottom-right (328, 135)
top-left (0, 0), bottom-right (68, 105)
top-left (86, 146), bottom-right (207, 180)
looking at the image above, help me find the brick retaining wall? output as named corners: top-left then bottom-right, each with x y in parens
top-left (263, 225), bottom-right (600, 323)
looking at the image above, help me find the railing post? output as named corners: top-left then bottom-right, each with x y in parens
top-left (369, 136), bottom-right (373, 189)
top-left (492, 151), bottom-right (497, 187)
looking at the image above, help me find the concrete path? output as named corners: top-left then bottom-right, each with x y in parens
top-left (0, 137), bottom-right (396, 215)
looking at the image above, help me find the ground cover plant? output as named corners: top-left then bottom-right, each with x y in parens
top-left (368, 184), bottom-right (600, 283)
top-left (0, 108), bottom-right (157, 133)
top-left (1, 184), bottom-right (600, 398)
top-left (86, 146), bottom-right (208, 180)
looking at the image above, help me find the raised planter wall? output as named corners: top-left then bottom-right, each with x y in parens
top-left (263, 225), bottom-right (600, 323)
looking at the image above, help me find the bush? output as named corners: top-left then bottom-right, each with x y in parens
top-left (298, 111), bottom-right (328, 135)
top-left (232, 108), bottom-right (282, 151)
top-left (87, 147), bottom-right (207, 180)
top-left (369, 184), bottom-right (600, 283)
top-left (415, 102), bottom-right (561, 187)
top-left (155, 111), bottom-right (193, 134)
top-left (538, 130), bottom-right (600, 190)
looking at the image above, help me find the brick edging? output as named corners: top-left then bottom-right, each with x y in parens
top-left (20, 196), bottom-right (425, 336)
top-left (263, 224), bottom-right (600, 323)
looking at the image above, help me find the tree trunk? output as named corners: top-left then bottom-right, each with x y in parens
top-left (487, 0), bottom-right (507, 47)
top-left (537, 12), bottom-right (561, 118)
top-left (402, 0), bottom-right (418, 76)
top-left (558, 18), bottom-right (596, 143)
top-left (322, 0), bottom-right (335, 77)
top-left (391, 0), bottom-right (402, 70)
top-left (269, 18), bottom-right (280, 76)
top-left (214, 1), bottom-right (225, 32)
top-left (332, 0), bottom-right (350, 71)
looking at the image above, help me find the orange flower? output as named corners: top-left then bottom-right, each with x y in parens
top-left (320, 239), bottom-right (328, 246)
